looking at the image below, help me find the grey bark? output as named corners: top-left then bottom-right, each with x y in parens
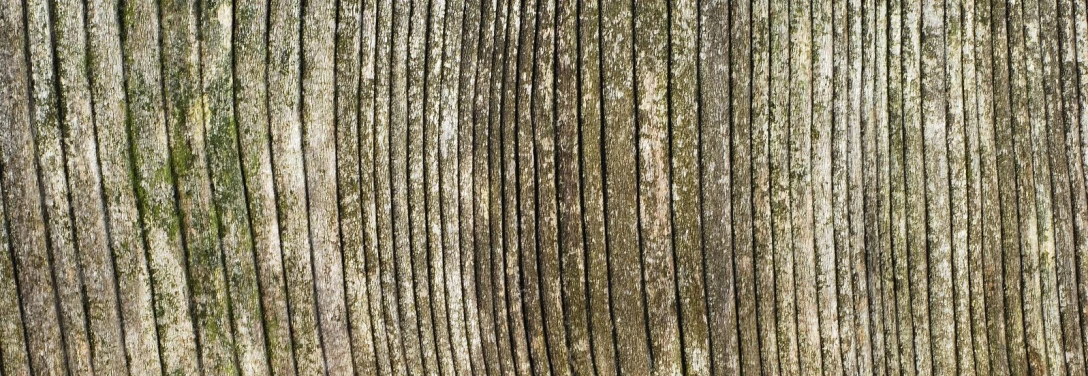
top-left (5, 1), bottom-right (1088, 375)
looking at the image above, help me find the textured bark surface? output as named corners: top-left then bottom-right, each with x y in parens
top-left (5, 0), bottom-right (1088, 374)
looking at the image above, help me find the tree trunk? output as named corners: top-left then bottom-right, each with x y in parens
top-left (4, 0), bottom-right (1088, 374)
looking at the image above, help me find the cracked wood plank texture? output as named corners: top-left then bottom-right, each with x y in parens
top-left (5, 0), bottom-right (1088, 374)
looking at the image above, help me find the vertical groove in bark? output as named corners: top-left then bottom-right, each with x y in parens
top-left (889, 0), bottom-right (916, 369)
top-left (391, 0), bottom-right (427, 372)
top-left (600, 0), bottom-right (651, 373)
top-left (300, 0), bottom-right (354, 371)
top-left (233, 0), bottom-right (296, 372)
top-left (833, 0), bottom-right (859, 371)
top-left (508, 0), bottom-right (530, 370)
top-left (1, 0), bottom-right (66, 373)
top-left (407, 0), bottom-right (442, 371)
top-left (812, 0), bottom-right (841, 370)
top-left (0, 165), bottom-right (28, 376)
top-left (31, 0), bottom-right (96, 371)
top-left (863, 0), bottom-right (890, 372)
top-left (474, 1), bottom-right (509, 374)
top-left (769, 0), bottom-right (800, 373)
top-left (961, 0), bottom-right (994, 372)
top-left (788, 0), bottom-right (822, 372)
top-left (469, 0), bottom-right (503, 373)
top-left (750, 0), bottom-right (780, 371)
top-left (1007, 0), bottom-right (1050, 369)
top-left (577, 0), bottom-right (619, 373)
top-left (120, 0), bottom-right (203, 370)
top-left (333, 0), bottom-right (377, 372)
top-left (1029, 0), bottom-right (1069, 369)
top-left (267, 0), bottom-right (325, 371)
top-left (1057, 0), bottom-right (1088, 370)
top-left (944, 0), bottom-right (976, 373)
top-left (1075, 0), bottom-right (1088, 366)
top-left (991, 0), bottom-right (1024, 369)
top-left (358, 0), bottom-right (394, 372)
top-left (921, 0), bottom-right (954, 372)
top-left (555, 0), bottom-right (594, 373)
top-left (514, 0), bottom-right (551, 371)
top-left (905, 0), bottom-right (935, 372)
top-left (875, 0), bottom-right (902, 366)
top-left (372, 0), bottom-right (409, 374)
top-left (532, 0), bottom-right (574, 373)
top-left (671, 0), bottom-right (712, 372)
top-left (488, 0), bottom-right (519, 372)
top-left (501, 0), bottom-right (532, 372)
top-left (159, 0), bottom-right (240, 370)
top-left (973, 0), bottom-right (1011, 372)
top-left (699, 0), bottom-right (740, 374)
top-left (847, 0), bottom-right (871, 370)
top-left (0, 37), bottom-right (27, 364)
top-left (422, 0), bottom-right (456, 371)
top-left (632, 0), bottom-right (683, 372)
top-left (200, 0), bottom-right (270, 370)
top-left (999, 0), bottom-right (1034, 370)
top-left (85, 0), bottom-right (164, 372)
top-left (444, 0), bottom-right (477, 373)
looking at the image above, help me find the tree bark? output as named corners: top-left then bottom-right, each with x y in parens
top-left (5, 0), bottom-right (1088, 374)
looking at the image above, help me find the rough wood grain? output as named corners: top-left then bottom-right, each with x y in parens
top-left (601, 0), bottom-right (652, 373)
top-left (750, 0), bottom-right (780, 371)
top-left (199, 0), bottom-right (269, 372)
top-left (422, 0), bottom-right (457, 370)
top-left (333, 0), bottom-right (377, 372)
top-left (501, 0), bottom-right (534, 372)
top-left (671, 0), bottom-right (712, 373)
top-left (578, 0), bottom-right (619, 373)
top-left (1, 1), bottom-right (66, 373)
top-left (120, 0), bottom-right (204, 371)
top-left (0, 171), bottom-right (28, 375)
top-left (373, 1), bottom-right (411, 373)
top-left (233, 0), bottom-right (296, 372)
top-left (159, 0), bottom-right (240, 370)
top-left (962, 0), bottom-right (994, 372)
top-left (29, 0), bottom-right (95, 371)
top-left (554, 0), bottom-right (594, 374)
top-left (300, 0), bottom-right (354, 371)
top-left (485, 0), bottom-right (519, 373)
top-left (358, 0), bottom-right (395, 372)
top-left (4, 1), bottom-right (1088, 374)
top-left (267, 0), bottom-right (325, 371)
top-left (85, 0), bottom-right (165, 372)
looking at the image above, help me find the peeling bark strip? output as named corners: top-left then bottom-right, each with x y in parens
top-left (6, 0), bottom-right (1088, 374)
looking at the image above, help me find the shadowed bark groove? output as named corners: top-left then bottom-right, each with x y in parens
top-left (268, 0), bottom-right (325, 371)
top-left (30, 0), bottom-right (95, 372)
top-left (234, 0), bottom-right (297, 372)
top-left (2, 1), bottom-right (67, 374)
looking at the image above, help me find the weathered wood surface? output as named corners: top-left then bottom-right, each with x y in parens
top-left (4, 0), bottom-right (1088, 374)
